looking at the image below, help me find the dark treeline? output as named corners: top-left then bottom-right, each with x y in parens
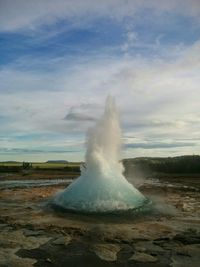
top-left (123, 155), bottom-right (200, 175)
top-left (0, 163), bottom-right (80, 173)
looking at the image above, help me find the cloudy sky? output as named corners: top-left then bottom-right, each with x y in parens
top-left (0, 0), bottom-right (200, 162)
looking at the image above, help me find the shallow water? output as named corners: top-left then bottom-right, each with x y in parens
top-left (0, 179), bottom-right (72, 189)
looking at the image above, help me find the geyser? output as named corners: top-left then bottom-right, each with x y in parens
top-left (54, 96), bottom-right (147, 213)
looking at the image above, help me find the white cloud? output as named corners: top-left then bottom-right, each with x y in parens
top-left (0, 0), bottom-right (200, 32)
top-left (0, 38), bottom-right (200, 160)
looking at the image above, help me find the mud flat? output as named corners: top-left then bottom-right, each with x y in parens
top-left (0, 177), bottom-right (199, 267)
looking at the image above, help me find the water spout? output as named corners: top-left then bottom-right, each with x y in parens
top-left (54, 96), bottom-right (147, 213)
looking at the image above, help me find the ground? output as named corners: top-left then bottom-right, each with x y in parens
top-left (0, 175), bottom-right (199, 267)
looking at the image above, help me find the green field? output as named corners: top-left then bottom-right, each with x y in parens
top-left (0, 162), bottom-right (80, 169)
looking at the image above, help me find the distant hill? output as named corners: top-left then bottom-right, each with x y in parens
top-left (46, 160), bottom-right (68, 163)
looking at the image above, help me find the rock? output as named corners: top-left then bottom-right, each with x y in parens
top-left (0, 223), bottom-right (8, 229)
top-left (136, 241), bottom-right (164, 253)
top-left (0, 224), bottom-right (13, 231)
top-left (153, 240), bottom-right (177, 250)
top-left (52, 235), bottom-right (71, 246)
top-left (176, 201), bottom-right (194, 211)
top-left (90, 244), bottom-right (120, 262)
top-left (0, 229), bottom-right (51, 250)
top-left (87, 225), bottom-right (151, 243)
top-left (175, 247), bottom-right (190, 256)
top-left (182, 203), bottom-right (193, 211)
top-left (174, 233), bottom-right (200, 245)
top-left (0, 239), bottom-right (16, 248)
top-left (0, 248), bottom-right (37, 267)
top-left (129, 252), bottom-right (158, 263)
top-left (25, 206), bottom-right (33, 210)
top-left (175, 244), bottom-right (200, 257)
top-left (135, 246), bottom-right (146, 252)
top-left (171, 244), bottom-right (200, 267)
top-left (23, 229), bottom-right (45, 237)
top-left (5, 226), bottom-right (14, 231)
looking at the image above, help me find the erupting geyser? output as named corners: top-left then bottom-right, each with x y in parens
top-left (54, 96), bottom-right (147, 213)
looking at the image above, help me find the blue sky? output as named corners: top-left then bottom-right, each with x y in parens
top-left (0, 0), bottom-right (200, 161)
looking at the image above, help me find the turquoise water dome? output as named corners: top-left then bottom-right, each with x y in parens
top-left (54, 96), bottom-right (147, 213)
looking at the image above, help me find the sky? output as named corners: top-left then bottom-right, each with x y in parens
top-left (0, 0), bottom-right (200, 162)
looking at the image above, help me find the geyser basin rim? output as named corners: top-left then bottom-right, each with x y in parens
top-left (51, 198), bottom-right (152, 216)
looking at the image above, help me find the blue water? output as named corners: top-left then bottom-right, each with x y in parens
top-left (0, 179), bottom-right (72, 190)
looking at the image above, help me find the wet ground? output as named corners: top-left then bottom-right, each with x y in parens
top-left (0, 177), bottom-right (199, 267)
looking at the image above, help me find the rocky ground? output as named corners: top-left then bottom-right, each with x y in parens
top-left (0, 177), bottom-right (199, 267)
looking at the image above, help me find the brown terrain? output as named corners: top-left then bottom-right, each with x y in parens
top-left (0, 172), bottom-right (200, 267)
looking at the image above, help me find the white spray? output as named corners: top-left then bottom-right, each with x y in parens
top-left (54, 96), bottom-right (146, 213)
top-left (83, 96), bottom-right (123, 180)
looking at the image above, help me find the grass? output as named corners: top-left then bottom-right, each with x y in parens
top-left (0, 162), bottom-right (22, 167)
top-left (32, 162), bottom-right (80, 169)
top-left (0, 162), bottom-right (81, 169)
